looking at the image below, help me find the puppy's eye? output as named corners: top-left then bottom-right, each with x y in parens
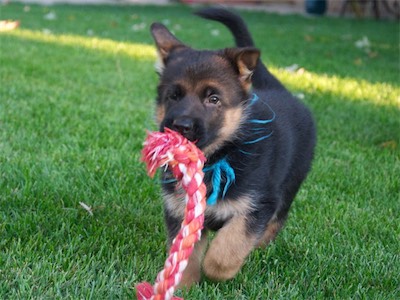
top-left (168, 92), bottom-right (179, 101)
top-left (207, 95), bottom-right (220, 105)
top-left (167, 88), bottom-right (182, 101)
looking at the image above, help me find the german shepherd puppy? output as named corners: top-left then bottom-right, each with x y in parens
top-left (150, 8), bottom-right (316, 287)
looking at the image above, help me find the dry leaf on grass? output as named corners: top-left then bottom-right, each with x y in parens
top-left (79, 201), bottom-right (94, 216)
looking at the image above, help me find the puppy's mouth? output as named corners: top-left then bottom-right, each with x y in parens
top-left (161, 118), bottom-right (207, 149)
top-left (165, 128), bottom-right (207, 149)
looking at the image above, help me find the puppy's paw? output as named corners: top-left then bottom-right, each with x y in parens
top-left (202, 251), bottom-right (242, 281)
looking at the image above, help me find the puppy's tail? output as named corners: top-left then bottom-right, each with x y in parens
top-left (194, 7), bottom-right (255, 48)
top-left (195, 7), bottom-right (282, 90)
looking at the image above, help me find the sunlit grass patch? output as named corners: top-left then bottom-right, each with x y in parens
top-left (2, 28), bottom-right (157, 60)
top-left (273, 67), bottom-right (399, 107)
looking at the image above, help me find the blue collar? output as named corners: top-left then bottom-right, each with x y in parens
top-left (203, 157), bottom-right (235, 206)
top-left (203, 93), bottom-right (275, 205)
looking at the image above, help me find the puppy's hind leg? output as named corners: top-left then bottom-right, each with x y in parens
top-left (256, 219), bottom-right (283, 248)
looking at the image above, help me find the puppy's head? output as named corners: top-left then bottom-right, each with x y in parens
top-left (151, 23), bottom-right (259, 157)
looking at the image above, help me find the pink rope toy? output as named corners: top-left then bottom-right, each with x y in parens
top-left (137, 128), bottom-right (207, 300)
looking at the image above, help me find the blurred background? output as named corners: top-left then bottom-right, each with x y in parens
top-left (7, 0), bottom-right (400, 20)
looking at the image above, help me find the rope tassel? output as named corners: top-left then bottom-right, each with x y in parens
top-left (137, 128), bottom-right (207, 300)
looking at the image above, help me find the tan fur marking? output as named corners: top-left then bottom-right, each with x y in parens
top-left (178, 231), bottom-right (208, 288)
top-left (154, 52), bottom-right (165, 75)
top-left (156, 105), bottom-right (166, 125)
top-left (237, 59), bottom-right (253, 91)
top-left (192, 74), bottom-right (230, 94)
top-left (203, 215), bottom-right (257, 281)
top-left (256, 220), bottom-right (283, 248)
top-left (163, 189), bottom-right (186, 219)
top-left (164, 189), bottom-right (253, 222)
top-left (205, 195), bottom-right (254, 222)
top-left (203, 107), bottom-right (244, 157)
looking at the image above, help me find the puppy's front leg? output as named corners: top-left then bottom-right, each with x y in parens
top-left (203, 215), bottom-right (257, 281)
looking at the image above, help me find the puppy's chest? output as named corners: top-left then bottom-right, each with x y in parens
top-left (162, 173), bottom-right (251, 229)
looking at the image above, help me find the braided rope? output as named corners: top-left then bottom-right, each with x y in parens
top-left (137, 128), bottom-right (207, 300)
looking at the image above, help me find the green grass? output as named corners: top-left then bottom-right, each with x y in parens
top-left (1, 3), bottom-right (399, 299)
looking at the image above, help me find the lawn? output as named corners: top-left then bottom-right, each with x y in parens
top-left (0, 3), bottom-right (399, 299)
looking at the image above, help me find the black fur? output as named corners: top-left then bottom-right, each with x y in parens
top-left (150, 7), bottom-right (316, 284)
top-left (193, 8), bottom-right (315, 233)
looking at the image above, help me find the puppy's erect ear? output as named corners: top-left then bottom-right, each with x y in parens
top-left (224, 47), bottom-right (260, 90)
top-left (150, 23), bottom-right (185, 68)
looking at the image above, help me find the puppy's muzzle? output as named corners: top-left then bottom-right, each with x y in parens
top-left (172, 116), bottom-right (197, 141)
top-left (172, 117), bottom-right (193, 135)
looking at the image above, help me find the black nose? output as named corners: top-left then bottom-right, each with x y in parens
top-left (172, 117), bottom-right (194, 136)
